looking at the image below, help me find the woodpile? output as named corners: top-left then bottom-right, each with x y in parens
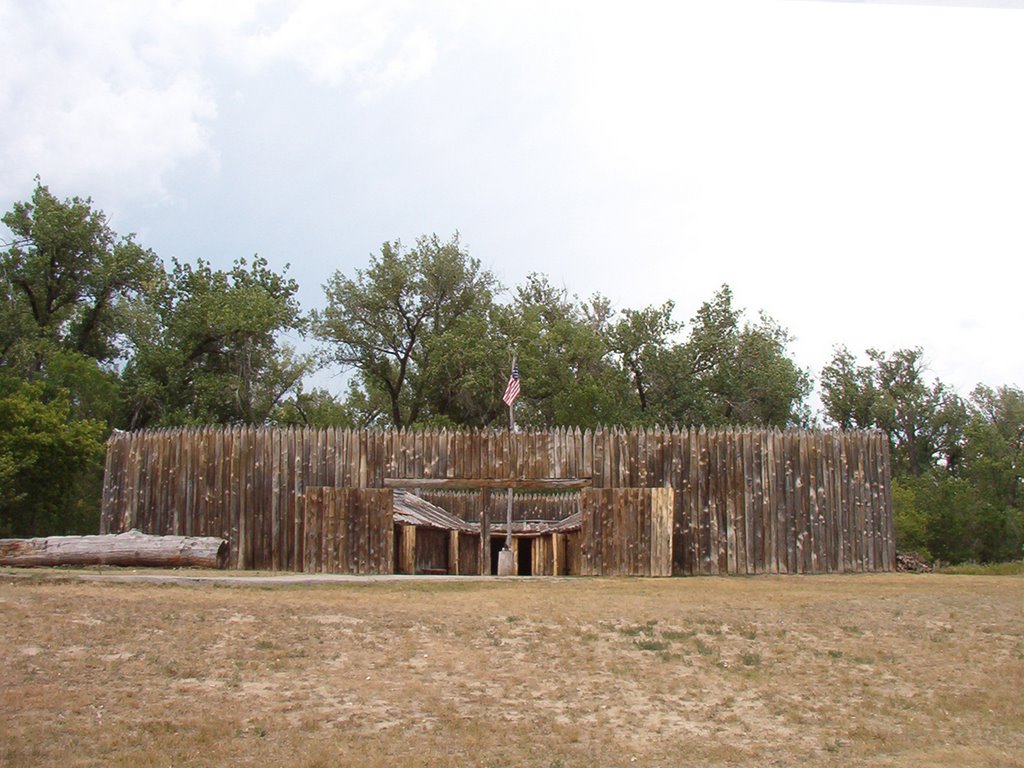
top-left (895, 551), bottom-right (932, 572)
top-left (0, 529), bottom-right (228, 569)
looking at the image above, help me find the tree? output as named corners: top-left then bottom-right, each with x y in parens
top-left (606, 301), bottom-right (679, 415)
top-left (506, 275), bottom-right (635, 428)
top-left (820, 345), bottom-right (877, 430)
top-left (316, 234), bottom-right (499, 427)
top-left (0, 180), bottom-right (162, 536)
top-left (1, 179), bottom-right (161, 370)
top-left (651, 286), bottom-right (809, 428)
top-left (0, 378), bottom-right (105, 536)
top-left (868, 347), bottom-right (954, 477)
top-left (272, 387), bottom-right (357, 428)
top-left (964, 385), bottom-right (1024, 511)
top-left (122, 256), bottom-right (310, 428)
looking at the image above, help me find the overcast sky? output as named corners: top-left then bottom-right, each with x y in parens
top-left (2, 0), bottom-right (1022, 407)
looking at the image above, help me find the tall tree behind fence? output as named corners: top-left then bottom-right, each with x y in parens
top-left (101, 426), bottom-right (894, 574)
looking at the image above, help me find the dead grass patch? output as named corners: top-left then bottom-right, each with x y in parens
top-left (1, 573), bottom-right (1021, 767)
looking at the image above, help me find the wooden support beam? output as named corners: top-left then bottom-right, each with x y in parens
top-left (383, 477), bottom-right (591, 491)
top-left (479, 488), bottom-right (491, 575)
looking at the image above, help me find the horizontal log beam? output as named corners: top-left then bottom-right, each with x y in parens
top-left (0, 529), bottom-right (229, 569)
top-left (383, 477), bottom-right (592, 491)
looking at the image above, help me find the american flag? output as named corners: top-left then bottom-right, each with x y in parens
top-left (502, 362), bottom-right (520, 407)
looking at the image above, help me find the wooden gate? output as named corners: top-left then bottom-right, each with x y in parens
top-left (579, 488), bottom-right (674, 576)
top-left (303, 488), bottom-right (394, 574)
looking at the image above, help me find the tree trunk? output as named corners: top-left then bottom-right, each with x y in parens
top-left (0, 529), bottom-right (229, 569)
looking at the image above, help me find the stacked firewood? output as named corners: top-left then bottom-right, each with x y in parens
top-left (895, 551), bottom-right (933, 572)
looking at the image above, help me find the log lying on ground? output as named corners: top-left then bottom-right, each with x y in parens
top-left (0, 529), bottom-right (229, 569)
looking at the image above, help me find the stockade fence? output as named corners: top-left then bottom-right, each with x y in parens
top-left (100, 426), bottom-right (894, 576)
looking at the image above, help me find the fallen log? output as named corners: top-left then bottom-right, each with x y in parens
top-left (0, 529), bottom-right (229, 569)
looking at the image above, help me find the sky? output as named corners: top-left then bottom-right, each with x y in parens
top-left (2, 0), bottom-right (1022, 408)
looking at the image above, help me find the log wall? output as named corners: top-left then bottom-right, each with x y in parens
top-left (101, 426), bottom-right (894, 575)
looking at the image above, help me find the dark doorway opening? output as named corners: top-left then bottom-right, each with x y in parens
top-left (517, 537), bottom-right (532, 576)
top-left (490, 537), bottom-right (504, 575)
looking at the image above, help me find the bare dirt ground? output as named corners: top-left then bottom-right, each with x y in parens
top-left (2, 572), bottom-right (1021, 768)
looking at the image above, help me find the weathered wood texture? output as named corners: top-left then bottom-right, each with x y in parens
top-left (302, 487), bottom-right (393, 574)
top-left (383, 478), bottom-right (590, 490)
top-left (417, 491), bottom-right (579, 524)
top-left (579, 489), bottom-right (674, 576)
top-left (101, 426), bottom-right (894, 575)
top-left (0, 529), bottom-right (228, 569)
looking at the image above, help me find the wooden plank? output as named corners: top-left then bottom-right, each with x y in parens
top-left (796, 431), bottom-right (809, 573)
top-left (398, 525), bottom-right (414, 574)
top-left (880, 433), bottom-right (896, 570)
top-left (448, 530), bottom-right (459, 575)
top-left (812, 431), bottom-right (827, 573)
top-left (605, 489), bottom-right (616, 576)
top-left (478, 488), bottom-right (491, 575)
top-left (787, 432), bottom-right (799, 573)
top-left (726, 430), bottom-right (738, 575)
top-left (650, 488), bottom-right (673, 577)
top-left (303, 487), bottom-right (318, 572)
top-left (383, 477), bottom-right (592, 490)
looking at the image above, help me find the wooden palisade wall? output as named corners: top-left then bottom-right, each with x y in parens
top-left (101, 426), bottom-right (894, 575)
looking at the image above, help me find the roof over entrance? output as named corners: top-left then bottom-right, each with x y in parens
top-left (392, 490), bottom-right (476, 532)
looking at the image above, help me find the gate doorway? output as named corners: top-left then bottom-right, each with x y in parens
top-left (517, 537), bottom-right (532, 575)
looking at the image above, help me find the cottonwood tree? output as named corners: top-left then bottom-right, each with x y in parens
top-left (121, 256), bottom-right (310, 428)
top-left (1, 180), bottom-right (161, 365)
top-left (867, 347), bottom-right (959, 477)
top-left (316, 234), bottom-right (499, 427)
top-left (606, 300), bottom-right (680, 416)
top-left (0, 181), bottom-right (161, 534)
top-left (506, 275), bottom-right (635, 428)
top-left (647, 286), bottom-right (809, 428)
top-left (820, 345), bottom-right (877, 430)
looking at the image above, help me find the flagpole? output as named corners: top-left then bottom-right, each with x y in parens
top-left (496, 355), bottom-right (517, 576)
top-left (506, 356), bottom-right (515, 553)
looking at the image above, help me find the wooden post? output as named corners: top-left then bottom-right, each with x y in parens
top-left (479, 488), bottom-right (491, 575)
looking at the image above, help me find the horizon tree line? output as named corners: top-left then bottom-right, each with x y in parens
top-left (2, 180), bottom-right (1020, 563)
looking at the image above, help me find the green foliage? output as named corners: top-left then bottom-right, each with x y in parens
top-left (892, 472), bottom-right (1022, 564)
top-left (508, 276), bottom-right (635, 428)
top-left (825, 348), bottom-right (1024, 563)
top-left (606, 299), bottom-right (680, 415)
top-left (820, 345), bottom-right (876, 430)
top-left (316, 247), bottom-right (811, 430)
top-left (891, 478), bottom-right (930, 560)
top-left (868, 347), bottom-right (959, 477)
top-left (2, 180), bottom-right (312, 535)
top-left (316, 234), bottom-right (500, 427)
top-left (0, 378), bottom-right (105, 536)
top-left (271, 387), bottom-right (356, 428)
top-left (936, 561), bottom-right (1024, 576)
top-left (1, 179), bottom-right (161, 368)
top-left (121, 255), bottom-right (310, 428)
top-left (646, 286), bottom-right (810, 428)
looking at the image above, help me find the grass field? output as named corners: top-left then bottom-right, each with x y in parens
top-left (2, 572), bottom-right (1022, 767)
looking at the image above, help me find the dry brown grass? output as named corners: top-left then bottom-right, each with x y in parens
top-left (1, 572), bottom-right (1022, 767)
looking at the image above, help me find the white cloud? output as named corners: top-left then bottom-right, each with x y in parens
top-left (0, 2), bottom-right (220, 204)
top-left (0, 0), bottom-right (443, 207)
top-left (239, 0), bottom-right (439, 89)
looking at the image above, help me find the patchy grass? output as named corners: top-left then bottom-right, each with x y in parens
top-left (1, 573), bottom-right (1022, 767)
top-left (936, 561), bottom-right (1024, 576)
